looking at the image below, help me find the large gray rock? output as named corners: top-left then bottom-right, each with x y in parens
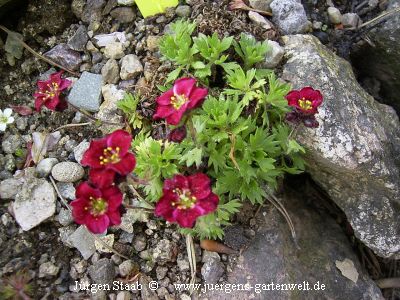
top-left (68, 71), bottom-right (103, 112)
top-left (270, 0), bottom-right (309, 34)
top-left (351, 0), bottom-right (400, 112)
top-left (12, 171), bottom-right (57, 231)
top-left (281, 34), bottom-right (400, 258)
top-left (68, 226), bottom-right (96, 259)
top-left (202, 186), bottom-right (383, 299)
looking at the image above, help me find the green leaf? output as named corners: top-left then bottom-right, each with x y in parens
top-left (180, 147), bottom-right (203, 167)
top-left (287, 139), bottom-right (306, 154)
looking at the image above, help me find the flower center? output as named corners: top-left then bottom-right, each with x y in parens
top-left (170, 94), bottom-right (189, 110)
top-left (88, 197), bottom-right (108, 216)
top-left (0, 116), bottom-right (8, 123)
top-left (298, 98), bottom-right (313, 111)
top-left (99, 147), bottom-right (121, 165)
top-left (172, 189), bottom-right (197, 210)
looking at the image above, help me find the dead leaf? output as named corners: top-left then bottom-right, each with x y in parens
top-left (10, 105), bottom-right (33, 116)
top-left (31, 131), bottom-right (61, 164)
top-left (200, 239), bottom-right (238, 255)
top-left (335, 258), bottom-right (359, 283)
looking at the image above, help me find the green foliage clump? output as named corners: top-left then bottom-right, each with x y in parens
top-left (131, 20), bottom-right (305, 240)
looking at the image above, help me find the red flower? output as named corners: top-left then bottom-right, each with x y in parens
top-left (71, 182), bottom-right (122, 233)
top-left (168, 126), bottom-right (187, 143)
top-left (33, 71), bottom-right (71, 112)
top-left (286, 86), bottom-right (323, 115)
top-left (155, 173), bottom-right (219, 228)
top-left (285, 86), bottom-right (323, 128)
top-left (82, 130), bottom-right (136, 188)
top-left (153, 78), bottom-right (208, 125)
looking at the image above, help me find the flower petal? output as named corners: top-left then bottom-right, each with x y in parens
top-left (107, 210), bottom-right (121, 226)
top-left (173, 208), bottom-right (200, 228)
top-left (165, 107), bottom-right (187, 125)
top-left (153, 105), bottom-right (175, 120)
top-left (44, 95), bottom-right (60, 111)
top-left (106, 130), bottom-right (132, 155)
top-left (89, 168), bottom-right (116, 188)
top-left (102, 186), bottom-right (123, 210)
top-left (75, 182), bottom-right (101, 199)
top-left (6, 117), bottom-right (15, 124)
top-left (155, 191), bottom-right (177, 221)
top-left (71, 198), bottom-right (89, 223)
top-left (188, 173), bottom-right (211, 200)
top-left (156, 90), bottom-right (174, 105)
top-left (81, 138), bottom-right (108, 168)
top-left (0, 123), bottom-right (6, 132)
top-left (173, 78), bottom-right (196, 98)
top-left (59, 78), bottom-right (72, 91)
top-left (187, 87), bottom-right (208, 109)
top-left (3, 108), bottom-right (12, 118)
top-left (85, 214), bottom-right (110, 234)
top-left (164, 174), bottom-right (189, 191)
top-left (34, 98), bottom-right (44, 112)
top-left (197, 193), bottom-right (219, 215)
top-left (286, 90), bottom-right (301, 107)
top-left (109, 152), bottom-right (136, 175)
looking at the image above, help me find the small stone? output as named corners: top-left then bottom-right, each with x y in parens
top-left (2, 135), bottom-right (22, 154)
top-left (327, 7), bottom-right (342, 25)
top-left (13, 177), bottom-right (56, 231)
top-left (117, 0), bottom-right (134, 5)
top-left (342, 13), bottom-right (361, 29)
top-left (177, 255), bottom-right (190, 272)
top-left (67, 25), bottom-right (89, 51)
top-left (65, 140), bottom-right (78, 152)
top-left (116, 291), bottom-right (131, 300)
top-left (201, 259), bottom-right (224, 283)
top-left (263, 40), bottom-right (284, 68)
top-left (56, 182), bottom-right (76, 200)
top-left (71, 0), bottom-right (86, 19)
top-left (95, 234), bottom-right (115, 253)
top-left (248, 11), bottom-right (273, 30)
top-left (153, 239), bottom-right (175, 265)
top-left (0, 178), bottom-right (23, 199)
top-left (249, 0), bottom-right (273, 11)
top-left (56, 208), bottom-right (73, 226)
top-left (86, 40), bottom-right (97, 52)
top-left (147, 36), bottom-right (161, 52)
top-left (73, 140), bottom-right (90, 164)
top-left (88, 258), bottom-right (115, 285)
top-left (104, 42), bottom-right (125, 59)
top-left (110, 7), bottom-right (136, 23)
top-left (133, 235), bottom-right (147, 252)
top-left (44, 44), bottom-right (82, 71)
top-left (68, 225), bottom-right (96, 259)
top-left (36, 158), bottom-right (59, 178)
top-left (52, 162), bottom-right (85, 183)
top-left (68, 71), bottom-right (103, 112)
top-left (97, 84), bottom-right (125, 134)
top-left (92, 52), bottom-right (103, 64)
top-left (202, 250), bottom-right (221, 263)
top-left (59, 226), bottom-right (76, 248)
top-left (175, 5), bottom-right (191, 17)
top-left (156, 266), bottom-right (168, 280)
top-left (270, 0), bottom-right (309, 34)
top-left (120, 54), bottom-right (143, 80)
top-left (102, 59), bottom-right (120, 84)
top-left (39, 262), bottom-right (60, 277)
top-left (93, 32), bottom-right (127, 48)
top-left (118, 260), bottom-right (135, 277)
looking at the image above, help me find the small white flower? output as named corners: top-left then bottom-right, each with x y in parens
top-left (0, 108), bottom-right (15, 132)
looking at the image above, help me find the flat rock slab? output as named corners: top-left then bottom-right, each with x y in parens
top-left (202, 186), bottom-right (383, 299)
top-left (68, 225), bottom-right (96, 259)
top-left (68, 71), bottom-right (103, 112)
top-left (13, 175), bottom-right (56, 231)
top-left (281, 34), bottom-right (400, 258)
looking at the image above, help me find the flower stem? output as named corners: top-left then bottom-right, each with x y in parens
top-left (122, 204), bottom-right (154, 212)
top-left (67, 101), bottom-right (125, 126)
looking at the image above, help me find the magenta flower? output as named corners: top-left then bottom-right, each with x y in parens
top-left (81, 130), bottom-right (136, 188)
top-left (153, 78), bottom-right (208, 125)
top-left (155, 173), bottom-right (219, 228)
top-left (71, 182), bottom-right (122, 233)
top-left (33, 71), bottom-right (71, 112)
top-left (285, 86), bottom-right (323, 128)
top-left (168, 126), bottom-right (187, 143)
